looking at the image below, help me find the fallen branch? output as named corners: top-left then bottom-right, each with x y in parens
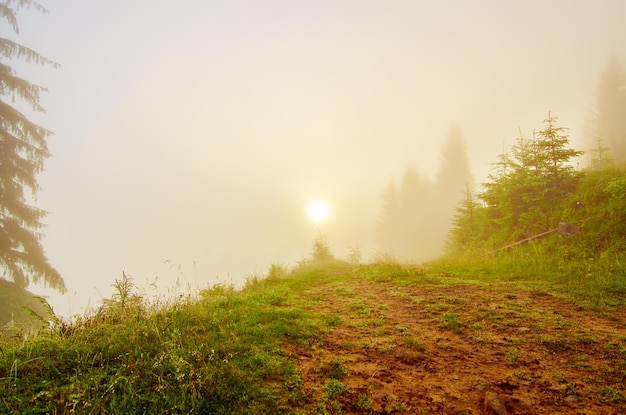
top-left (485, 228), bottom-right (558, 256)
top-left (483, 220), bottom-right (583, 257)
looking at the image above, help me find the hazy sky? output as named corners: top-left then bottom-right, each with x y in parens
top-left (11, 0), bottom-right (626, 317)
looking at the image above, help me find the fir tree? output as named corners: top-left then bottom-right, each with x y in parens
top-left (378, 179), bottom-right (401, 253)
top-left (534, 112), bottom-right (583, 178)
top-left (398, 164), bottom-right (436, 259)
top-left (588, 136), bottom-right (615, 170)
top-left (435, 127), bottom-right (474, 247)
top-left (447, 183), bottom-right (481, 252)
top-left (475, 114), bottom-right (582, 245)
top-left (0, 0), bottom-right (65, 292)
top-left (588, 55), bottom-right (626, 162)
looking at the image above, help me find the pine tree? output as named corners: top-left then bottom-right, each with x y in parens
top-left (478, 114), bottom-right (582, 243)
top-left (589, 56), bottom-right (626, 162)
top-left (0, 0), bottom-right (65, 292)
top-left (377, 164), bottom-right (439, 260)
top-left (436, 127), bottom-right (474, 196)
top-left (588, 137), bottom-right (615, 170)
top-left (378, 179), bottom-right (401, 253)
top-left (447, 183), bottom-right (481, 252)
top-left (397, 164), bottom-right (437, 259)
top-left (310, 234), bottom-right (333, 263)
top-left (435, 127), bottom-right (474, 247)
top-left (534, 112), bottom-right (583, 178)
top-left (435, 127), bottom-right (474, 229)
top-left (533, 114), bottom-right (583, 217)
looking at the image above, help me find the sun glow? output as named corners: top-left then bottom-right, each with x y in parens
top-left (307, 200), bottom-right (330, 223)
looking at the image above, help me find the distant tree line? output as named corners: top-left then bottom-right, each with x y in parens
top-left (380, 56), bottom-right (626, 260)
top-left (377, 128), bottom-right (473, 260)
top-left (448, 56), bottom-right (626, 255)
top-left (586, 55), bottom-right (626, 165)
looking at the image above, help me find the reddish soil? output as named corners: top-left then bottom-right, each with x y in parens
top-left (284, 279), bottom-right (626, 414)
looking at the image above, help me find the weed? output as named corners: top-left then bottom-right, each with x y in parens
top-left (325, 315), bottom-right (341, 328)
top-left (323, 379), bottom-right (346, 399)
top-left (439, 312), bottom-right (464, 332)
top-left (392, 399), bottom-right (407, 411)
top-left (569, 354), bottom-right (592, 370)
top-left (561, 382), bottom-right (577, 397)
top-left (324, 359), bottom-right (348, 380)
top-left (404, 336), bottom-right (426, 351)
top-left (354, 393), bottom-right (372, 410)
top-left (469, 322), bottom-right (483, 330)
top-left (575, 334), bottom-right (598, 344)
top-left (316, 399), bottom-right (330, 415)
top-left (507, 347), bottom-right (519, 365)
top-left (395, 324), bottom-right (410, 335)
top-left (471, 333), bottom-right (489, 344)
top-left (600, 386), bottom-right (626, 403)
top-left (505, 336), bottom-right (521, 344)
top-left (474, 307), bottom-right (503, 325)
top-left (376, 341), bottom-right (397, 354)
top-left (349, 303), bottom-right (370, 316)
top-left (99, 272), bottom-right (144, 319)
top-left (541, 337), bottom-right (572, 352)
top-left (267, 263), bottom-right (288, 279)
top-left (372, 318), bottom-right (386, 327)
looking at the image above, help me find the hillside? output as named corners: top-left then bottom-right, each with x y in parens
top-left (1, 261), bottom-right (625, 414)
top-left (1, 164), bottom-right (625, 413)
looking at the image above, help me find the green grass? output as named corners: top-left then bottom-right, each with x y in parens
top-left (0, 265), bottom-right (346, 414)
top-left (1, 248), bottom-right (625, 414)
top-left (439, 312), bottom-right (465, 332)
top-left (428, 243), bottom-right (626, 309)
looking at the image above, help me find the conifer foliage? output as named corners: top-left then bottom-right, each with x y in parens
top-left (588, 56), bottom-right (626, 163)
top-left (449, 113), bottom-right (583, 252)
top-left (0, 0), bottom-right (65, 292)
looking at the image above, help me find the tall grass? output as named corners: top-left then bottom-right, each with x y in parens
top-left (0, 266), bottom-right (342, 414)
top-left (432, 233), bottom-right (626, 308)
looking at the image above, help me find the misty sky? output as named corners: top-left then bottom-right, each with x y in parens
top-left (11, 0), bottom-right (626, 317)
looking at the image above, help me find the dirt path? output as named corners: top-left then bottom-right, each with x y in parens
top-left (284, 279), bottom-right (626, 414)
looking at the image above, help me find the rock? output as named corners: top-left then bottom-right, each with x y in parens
top-left (484, 391), bottom-right (508, 415)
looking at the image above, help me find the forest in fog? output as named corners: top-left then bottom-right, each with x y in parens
top-left (376, 55), bottom-right (626, 262)
top-left (0, 1), bottom-right (624, 320)
top-left (2, 3), bottom-right (626, 413)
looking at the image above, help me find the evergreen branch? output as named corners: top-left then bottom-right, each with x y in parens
top-left (0, 3), bottom-right (19, 33)
top-left (0, 38), bottom-right (60, 68)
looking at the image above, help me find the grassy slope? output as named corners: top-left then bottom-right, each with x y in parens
top-left (1, 259), bottom-right (625, 414)
top-left (0, 264), bottom-right (345, 414)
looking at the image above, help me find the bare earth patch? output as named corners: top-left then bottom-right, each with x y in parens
top-left (284, 278), bottom-right (626, 414)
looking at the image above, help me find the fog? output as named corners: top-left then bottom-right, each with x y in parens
top-left (13, 1), bottom-right (625, 317)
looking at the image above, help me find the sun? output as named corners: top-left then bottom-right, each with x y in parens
top-left (307, 200), bottom-right (330, 223)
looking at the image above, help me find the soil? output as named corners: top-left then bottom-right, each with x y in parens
top-left (283, 278), bottom-right (626, 414)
